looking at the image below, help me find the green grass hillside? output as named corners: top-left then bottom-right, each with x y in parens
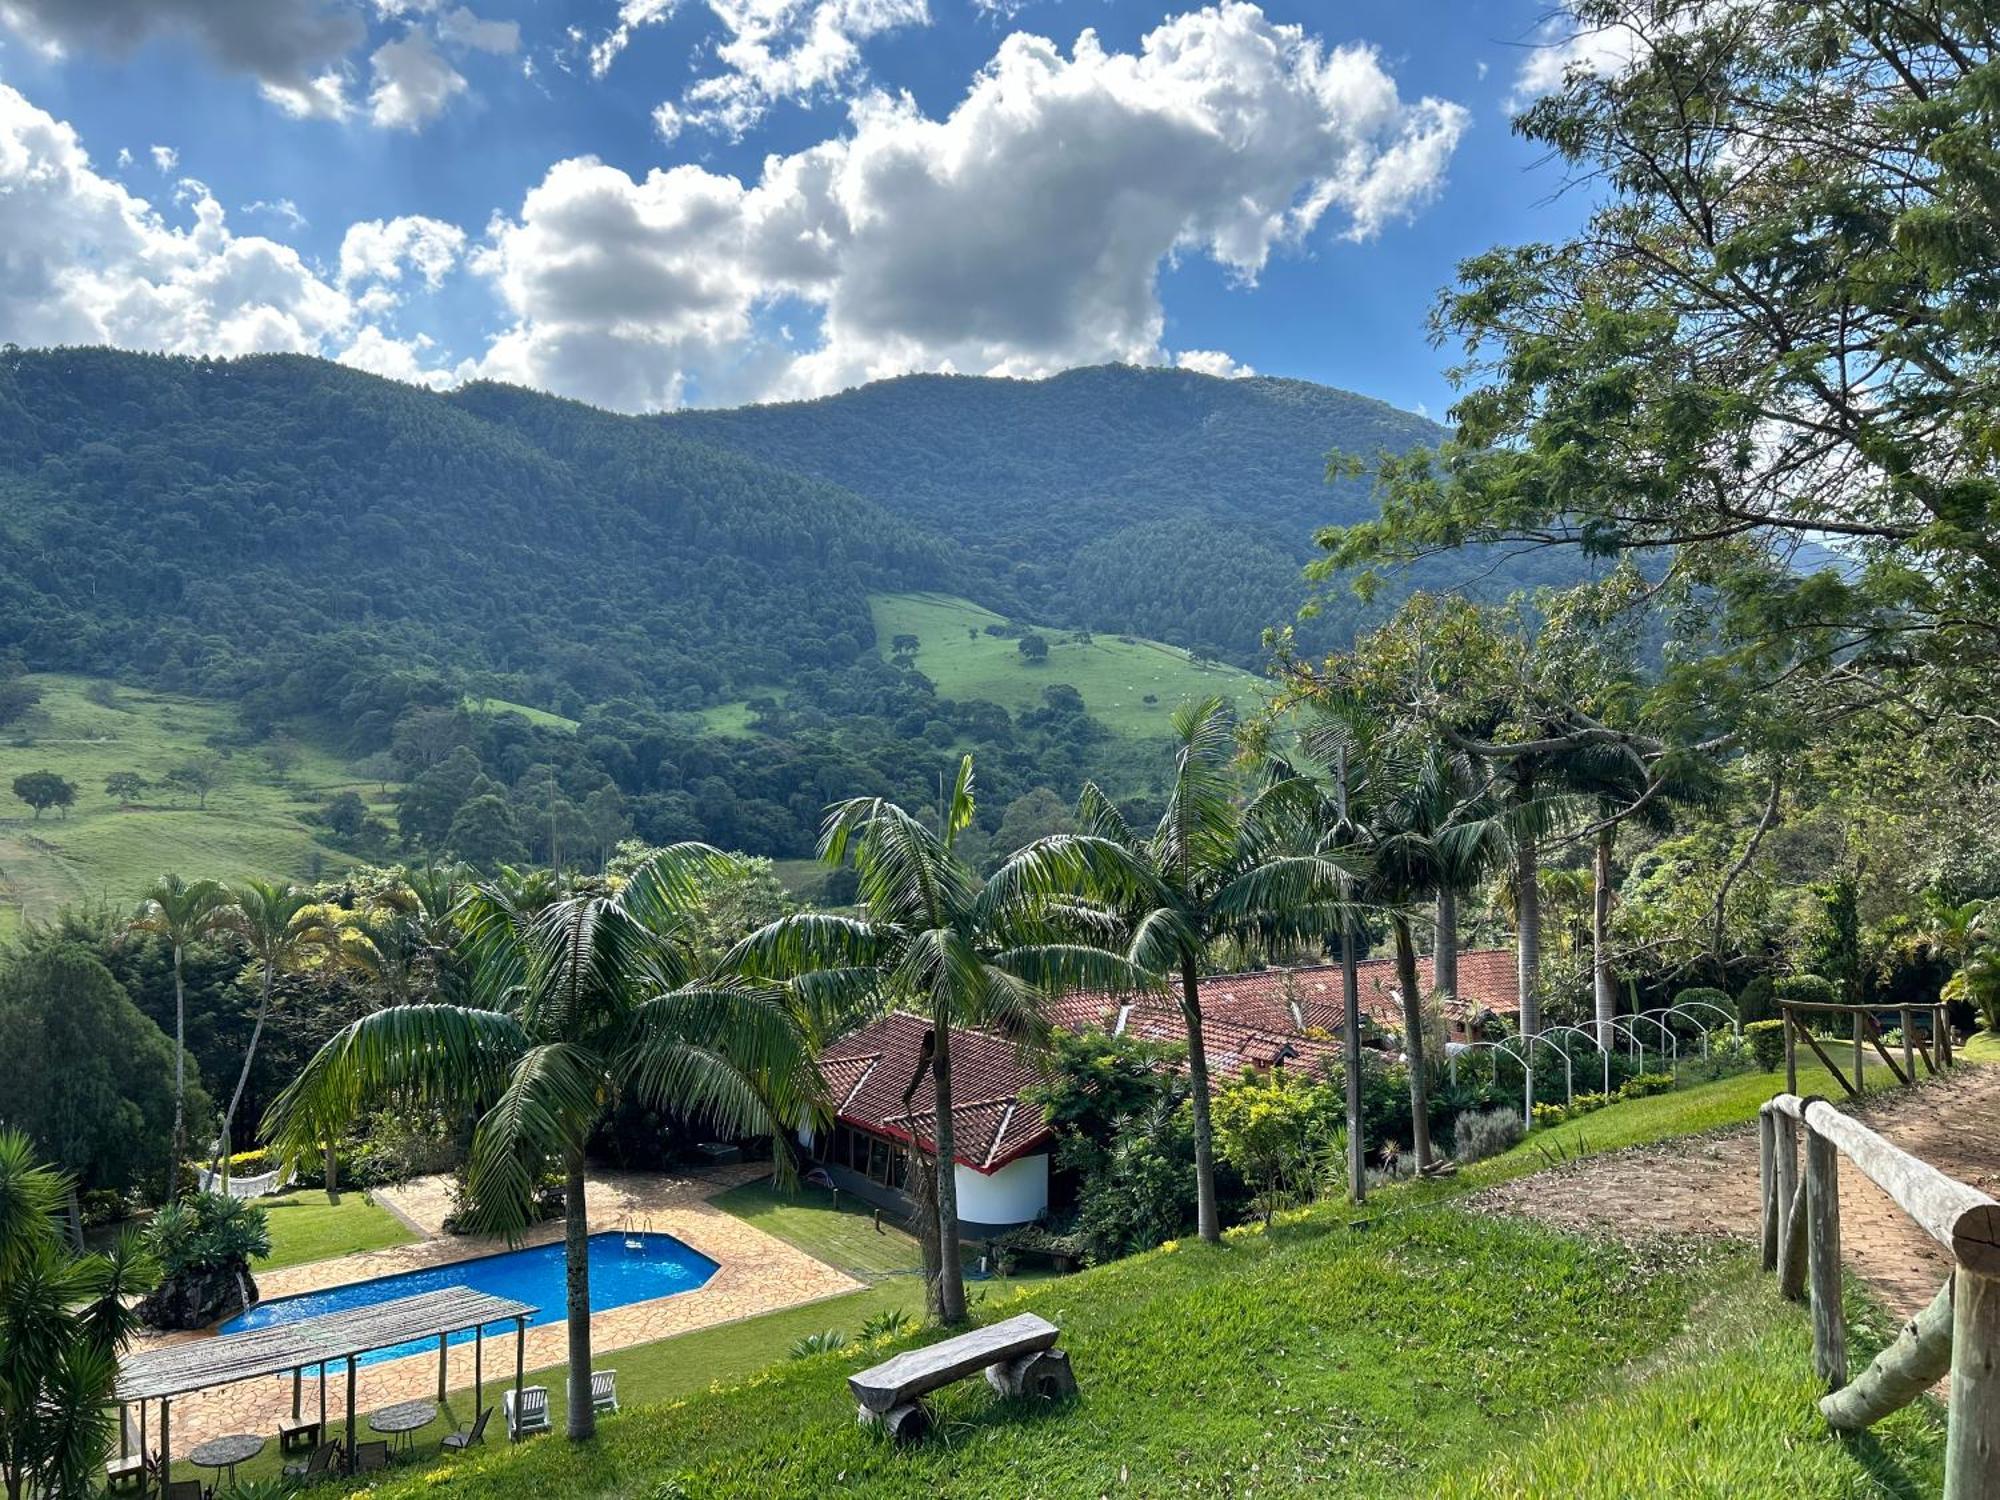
top-left (870, 592), bottom-right (1266, 737)
top-left (0, 676), bottom-right (383, 931)
top-left (462, 696), bottom-right (580, 732)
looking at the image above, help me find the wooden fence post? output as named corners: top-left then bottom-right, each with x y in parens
top-left (1776, 1109), bottom-right (1805, 1300)
top-left (1947, 1265), bottom-right (2000, 1500)
top-left (1784, 1008), bottom-right (1798, 1095)
top-left (1758, 1109), bottom-right (1778, 1272)
top-left (1805, 1123), bottom-right (1847, 1388)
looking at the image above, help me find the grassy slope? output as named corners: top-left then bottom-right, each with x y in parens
top-left (709, 1180), bottom-right (941, 1282)
top-left (0, 676), bottom-right (384, 925)
top-left (253, 1189), bottom-right (418, 1273)
top-left (342, 1060), bottom-right (1944, 1499)
top-left (869, 592), bottom-right (1266, 737)
top-left (1962, 1029), bottom-right (2000, 1064)
top-left (462, 696), bottom-right (579, 732)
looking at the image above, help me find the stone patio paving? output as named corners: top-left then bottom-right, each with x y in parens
top-left (129, 1164), bottom-right (861, 1450)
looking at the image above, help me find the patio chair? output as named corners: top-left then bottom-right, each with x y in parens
top-left (565, 1369), bottom-right (619, 1417)
top-left (282, 1439), bottom-right (342, 1485)
top-left (160, 1481), bottom-right (203, 1500)
top-left (354, 1439), bottom-right (391, 1472)
top-left (441, 1407), bottom-right (491, 1454)
top-left (503, 1385), bottom-right (551, 1440)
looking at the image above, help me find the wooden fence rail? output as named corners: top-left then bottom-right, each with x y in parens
top-left (1756, 1092), bottom-right (1999, 1499)
top-left (1779, 999), bottom-right (1953, 1100)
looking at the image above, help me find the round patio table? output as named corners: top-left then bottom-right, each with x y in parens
top-left (188, 1433), bottom-right (265, 1490)
top-left (369, 1399), bottom-right (438, 1455)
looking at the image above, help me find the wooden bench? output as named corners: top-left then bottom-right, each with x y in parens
top-left (848, 1312), bottom-right (1078, 1444)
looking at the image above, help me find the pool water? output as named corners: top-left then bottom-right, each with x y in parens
top-left (222, 1231), bottom-right (719, 1366)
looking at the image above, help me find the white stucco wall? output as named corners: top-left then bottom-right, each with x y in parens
top-left (952, 1153), bottom-right (1048, 1226)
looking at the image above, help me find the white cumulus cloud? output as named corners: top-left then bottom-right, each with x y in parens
top-left (1174, 349), bottom-right (1255, 379)
top-left (477, 3), bottom-right (1467, 411)
top-left (368, 27), bottom-right (467, 129)
top-left (150, 144), bottom-right (180, 172)
top-left (437, 6), bottom-right (518, 54)
top-left (339, 214), bottom-right (468, 287)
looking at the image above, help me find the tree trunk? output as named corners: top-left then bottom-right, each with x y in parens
top-left (562, 1154), bottom-right (595, 1439)
top-left (1391, 914), bottom-right (1432, 1171)
top-left (1340, 923), bottom-right (1366, 1203)
top-left (1513, 767), bottom-right (1542, 1040)
top-left (171, 943), bottom-right (187, 1203)
top-left (929, 1013), bottom-right (967, 1325)
top-left (1179, 957), bottom-right (1221, 1243)
top-left (210, 967), bottom-right (274, 1183)
top-left (324, 1140), bottom-right (339, 1197)
top-left (1593, 822), bottom-right (1616, 1049)
top-left (1434, 887), bottom-right (1458, 1001)
top-left (905, 1142), bottom-right (943, 1323)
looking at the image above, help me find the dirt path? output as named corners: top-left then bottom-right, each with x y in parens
top-left (1468, 1065), bottom-right (2000, 1319)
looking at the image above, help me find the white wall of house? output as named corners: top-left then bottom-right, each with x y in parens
top-left (953, 1153), bottom-right (1048, 1226)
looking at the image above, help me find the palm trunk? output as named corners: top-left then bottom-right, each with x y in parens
top-left (1391, 914), bottom-right (1432, 1171)
top-left (171, 943), bottom-right (187, 1203)
top-left (324, 1140), bottom-right (339, 1196)
top-left (563, 1153), bottom-right (595, 1439)
top-left (210, 967), bottom-right (274, 1183)
top-left (1514, 768), bottom-right (1542, 1041)
top-left (1340, 923), bottom-right (1365, 1203)
top-left (1593, 823), bottom-right (1616, 1049)
top-left (905, 1143), bottom-right (943, 1322)
top-left (930, 1013), bottom-right (967, 1325)
top-left (1434, 887), bottom-right (1458, 1000)
top-left (1179, 957), bottom-right (1221, 1243)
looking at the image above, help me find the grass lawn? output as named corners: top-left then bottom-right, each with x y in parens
top-left (461, 695), bottom-right (579, 732)
top-left (0, 674), bottom-right (388, 925)
top-left (868, 592), bottom-right (1266, 739)
top-left (253, 1189), bottom-right (417, 1272)
top-left (1962, 1028), bottom-right (2000, 1064)
top-left (710, 1180), bottom-right (935, 1282)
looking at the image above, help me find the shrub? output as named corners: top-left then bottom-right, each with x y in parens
top-left (146, 1193), bottom-right (271, 1279)
top-left (1568, 1091), bottom-right (1610, 1115)
top-left (1774, 974), bottom-right (1841, 1011)
top-left (1452, 1108), bottom-right (1523, 1163)
top-left (1619, 1072), bottom-right (1675, 1100)
top-left (1531, 1102), bottom-right (1568, 1129)
top-left (1672, 986), bottom-right (1734, 1021)
top-left (789, 1330), bottom-right (847, 1359)
top-left (858, 1308), bottom-right (912, 1341)
top-left (1744, 1020), bottom-right (1786, 1072)
top-left (1736, 976), bottom-right (1775, 1024)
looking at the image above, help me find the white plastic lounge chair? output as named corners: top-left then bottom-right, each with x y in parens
top-left (503, 1385), bottom-right (550, 1440)
top-left (565, 1369), bottom-right (619, 1417)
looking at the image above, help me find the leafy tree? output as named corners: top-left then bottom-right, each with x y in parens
top-left (321, 790), bottom-right (368, 840)
top-left (890, 633), bottom-right (921, 656)
top-left (10, 770), bottom-right (75, 820)
top-left (1213, 1067), bottom-right (1340, 1224)
top-left (990, 788), bottom-right (1073, 868)
top-left (0, 674), bottom-right (40, 729)
top-left (127, 875), bottom-right (230, 1191)
top-left (104, 771), bottom-right (147, 804)
top-left (1016, 633), bottom-right (1050, 664)
top-left (1023, 700), bottom-right (1355, 1242)
top-left (0, 946), bottom-right (199, 1209)
top-left (207, 882), bottom-right (337, 1177)
top-left (447, 793), bottom-right (527, 867)
top-left (0, 1131), bottom-right (157, 1500)
top-left (163, 753), bottom-right (225, 810)
top-left (268, 846), bottom-right (818, 1441)
top-left (730, 758), bottom-right (1145, 1322)
top-left (1320, 1), bottom-right (2000, 731)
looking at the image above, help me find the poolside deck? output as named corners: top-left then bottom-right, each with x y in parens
top-left (130, 1163), bottom-right (862, 1447)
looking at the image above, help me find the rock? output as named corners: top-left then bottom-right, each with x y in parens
top-left (139, 1261), bottom-right (259, 1330)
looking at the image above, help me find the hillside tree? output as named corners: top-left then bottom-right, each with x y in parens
top-left (10, 770), bottom-right (75, 820)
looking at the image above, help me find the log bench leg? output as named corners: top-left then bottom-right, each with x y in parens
top-left (986, 1348), bottom-right (1079, 1402)
top-left (857, 1401), bottom-right (930, 1445)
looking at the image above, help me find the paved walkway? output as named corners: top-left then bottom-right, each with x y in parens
top-left (1468, 1065), bottom-right (2000, 1320)
top-left (129, 1164), bottom-right (860, 1449)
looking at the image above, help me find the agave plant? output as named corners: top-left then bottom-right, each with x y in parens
top-left (788, 1329), bottom-right (848, 1359)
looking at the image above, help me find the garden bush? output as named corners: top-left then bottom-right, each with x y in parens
top-left (1531, 1103), bottom-right (1568, 1129)
top-left (1618, 1073), bottom-right (1675, 1100)
top-left (1773, 974), bottom-right (1840, 1010)
top-left (1452, 1108), bottom-right (1523, 1162)
top-left (1567, 1091), bottom-right (1609, 1115)
top-left (1672, 986), bottom-right (1734, 1020)
top-left (1744, 1020), bottom-right (1786, 1072)
top-left (1736, 975), bottom-right (1775, 1023)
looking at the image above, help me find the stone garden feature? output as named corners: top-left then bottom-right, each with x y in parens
top-left (848, 1312), bottom-right (1077, 1444)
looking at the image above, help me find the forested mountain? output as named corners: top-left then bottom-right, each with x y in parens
top-left (0, 346), bottom-right (1572, 864)
top-left (664, 365), bottom-right (1578, 658)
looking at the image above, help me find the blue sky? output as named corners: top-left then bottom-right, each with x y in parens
top-left (0, 0), bottom-right (1596, 418)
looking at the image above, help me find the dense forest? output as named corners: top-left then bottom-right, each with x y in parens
top-left (0, 347), bottom-right (1570, 861)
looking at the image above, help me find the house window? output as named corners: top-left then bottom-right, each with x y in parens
top-left (866, 1136), bottom-right (890, 1184)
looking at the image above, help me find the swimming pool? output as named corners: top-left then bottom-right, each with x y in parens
top-left (222, 1232), bottom-right (719, 1366)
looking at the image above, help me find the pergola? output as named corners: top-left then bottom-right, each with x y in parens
top-left (114, 1287), bottom-right (538, 1490)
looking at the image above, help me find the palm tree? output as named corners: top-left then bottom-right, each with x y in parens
top-left (1021, 701), bottom-right (1359, 1241)
top-left (729, 757), bottom-right (1149, 1322)
top-left (1292, 707), bottom-right (1507, 1173)
top-left (127, 875), bottom-right (228, 1198)
top-left (266, 846), bottom-right (819, 1440)
top-left (207, 880), bottom-right (337, 1181)
top-left (0, 1131), bottom-right (157, 1500)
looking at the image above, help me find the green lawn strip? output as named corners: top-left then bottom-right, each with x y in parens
top-left (709, 1179), bottom-right (932, 1281)
top-left (1962, 1029), bottom-right (2000, 1064)
top-left (1431, 1274), bottom-right (1945, 1499)
top-left (359, 1208), bottom-right (1745, 1500)
top-left (253, 1189), bottom-right (417, 1272)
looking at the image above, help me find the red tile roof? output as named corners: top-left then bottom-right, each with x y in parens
top-left (817, 950), bottom-right (1518, 1173)
top-left (819, 1012), bottom-right (1053, 1174)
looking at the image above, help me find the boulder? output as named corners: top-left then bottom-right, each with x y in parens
top-left (139, 1261), bottom-right (259, 1331)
